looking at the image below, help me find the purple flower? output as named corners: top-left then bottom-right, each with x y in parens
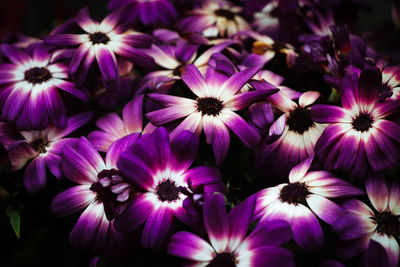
top-left (311, 68), bottom-right (400, 178)
top-left (88, 95), bottom-right (153, 152)
top-left (253, 91), bottom-right (326, 179)
top-left (333, 176), bottom-right (400, 267)
top-left (44, 8), bottom-right (154, 89)
top-left (0, 44), bottom-right (88, 130)
top-left (146, 63), bottom-right (278, 164)
top-left (136, 40), bottom-right (235, 94)
top-left (1, 112), bottom-right (92, 193)
top-left (168, 193), bottom-right (294, 267)
top-left (179, 0), bottom-right (250, 38)
top-left (51, 135), bottom-right (139, 252)
top-left (377, 63), bottom-right (400, 101)
top-left (108, 0), bottom-right (177, 26)
top-left (254, 157), bottom-right (363, 252)
top-left (114, 127), bottom-right (224, 249)
top-left (234, 31), bottom-right (297, 67)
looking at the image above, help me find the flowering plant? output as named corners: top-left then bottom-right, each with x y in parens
top-left (1, 0), bottom-right (399, 266)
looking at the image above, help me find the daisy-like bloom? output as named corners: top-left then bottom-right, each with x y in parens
top-left (146, 63), bottom-right (278, 164)
top-left (44, 8), bottom-right (154, 90)
top-left (234, 31), bottom-right (297, 67)
top-left (88, 95), bottom-right (154, 152)
top-left (114, 127), bottom-right (224, 249)
top-left (311, 68), bottom-right (400, 178)
top-left (252, 0), bottom-right (280, 37)
top-left (108, 0), bottom-right (177, 26)
top-left (253, 90), bottom-right (326, 179)
top-left (376, 63), bottom-right (400, 101)
top-left (178, 0), bottom-right (250, 38)
top-left (168, 193), bottom-right (295, 267)
top-left (254, 157), bottom-right (363, 252)
top-left (0, 44), bottom-right (88, 130)
top-left (51, 135), bottom-right (139, 252)
top-left (333, 176), bottom-right (400, 267)
top-left (1, 112), bottom-right (92, 194)
top-left (136, 40), bottom-right (236, 94)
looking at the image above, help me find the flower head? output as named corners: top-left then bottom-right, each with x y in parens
top-left (0, 44), bottom-right (88, 130)
top-left (255, 157), bottom-right (363, 252)
top-left (2, 112), bottom-right (92, 193)
top-left (179, 0), bottom-right (250, 38)
top-left (253, 90), bottom-right (326, 179)
top-left (146, 62), bottom-right (278, 164)
top-left (114, 127), bottom-right (224, 249)
top-left (44, 8), bottom-right (154, 90)
top-left (51, 135), bottom-right (139, 252)
top-left (333, 176), bottom-right (400, 267)
top-left (168, 193), bottom-right (294, 267)
top-left (311, 68), bottom-right (400, 178)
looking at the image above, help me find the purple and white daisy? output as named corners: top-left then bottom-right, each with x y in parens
top-left (179, 0), bottom-right (250, 38)
top-left (0, 44), bottom-right (88, 130)
top-left (136, 40), bottom-right (236, 94)
top-left (255, 157), bottom-right (363, 252)
top-left (253, 90), bottom-right (326, 179)
top-left (1, 112), bottom-right (92, 193)
top-left (146, 63), bottom-right (278, 164)
top-left (114, 127), bottom-right (224, 249)
top-left (311, 68), bottom-right (400, 178)
top-left (168, 193), bottom-right (294, 267)
top-left (333, 176), bottom-right (400, 267)
top-left (108, 0), bottom-right (177, 26)
top-left (51, 135), bottom-right (139, 252)
top-left (44, 8), bottom-right (154, 89)
top-left (88, 94), bottom-right (153, 152)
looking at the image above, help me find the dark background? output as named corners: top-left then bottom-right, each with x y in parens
top-left (0, 0), bottom-right (398, 266)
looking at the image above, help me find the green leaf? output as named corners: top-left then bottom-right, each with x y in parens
top-left (7, 208), bottom-right (20, 239)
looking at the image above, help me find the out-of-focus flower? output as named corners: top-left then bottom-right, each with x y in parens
top-left (168, 193), bottom-right (295, 267)
top-left (88, 95), bottom-right (153, 152)
top-left (114, 128), bottom-right (224, 249)
top-left (1, 112), bottom-right (92, 193)
top-left (0, 44), bottom-right (88, 130)
top-left (179, 0), bottom-right (250, 38)
top-left (255, 157), bottom-right (363, 252)
top-left (253, 91), bottom-right (326, 179)
top-left (234, 30), bottom-right (297, 67)
top-left (146, 63), bottom-right (278, 164)
top-left (108, 0), bottom-right (177, 26)
top-left (333, 176), bottom-right (399, 267)
top-left (311, 68), bottom-right (400, 178)
top-left (136, 40), bottom-right (236, 94)
top-left (44, 8), bottom-right (154, 90)
top-left (51, 135), bottom-right (138, 253)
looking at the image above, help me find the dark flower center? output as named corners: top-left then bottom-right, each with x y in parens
top-left (30, 137), bottom-right (49, 154)
top-left (24, 67), bottom-right (52, 84)
top-left (156, 180), bottom-right (180, 202)
top-left (173, 65), bottom-right (185, 76)
top-left (197, 97), bottom-right (223, 116)
top-left (280, 182), bottom-right (309, 205)
top-left (89, 32), bottom-right (110, 44)
top-left (352, 113), bottom-right (373, 132)
top-left (214, 9), bottom-right (235, 20)
top-left (373, 212), bottom-right (400, 237)
top-left (287, 107), bottom-right (314, 134)
top-left (208, 252), bottom-right (236, 267)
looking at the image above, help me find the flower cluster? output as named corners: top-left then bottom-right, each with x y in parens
top-left (1, 0), bottom-right (399, 266)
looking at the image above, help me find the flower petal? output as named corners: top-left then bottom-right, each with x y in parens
top-left (203, 193), bottom-right (229, 253)
top-left (51, 185), bottom-right (95, 217)
top-left (141, 204), bottom-right (175, 249)
top-left (168, 232), bottom-right (214, 262)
